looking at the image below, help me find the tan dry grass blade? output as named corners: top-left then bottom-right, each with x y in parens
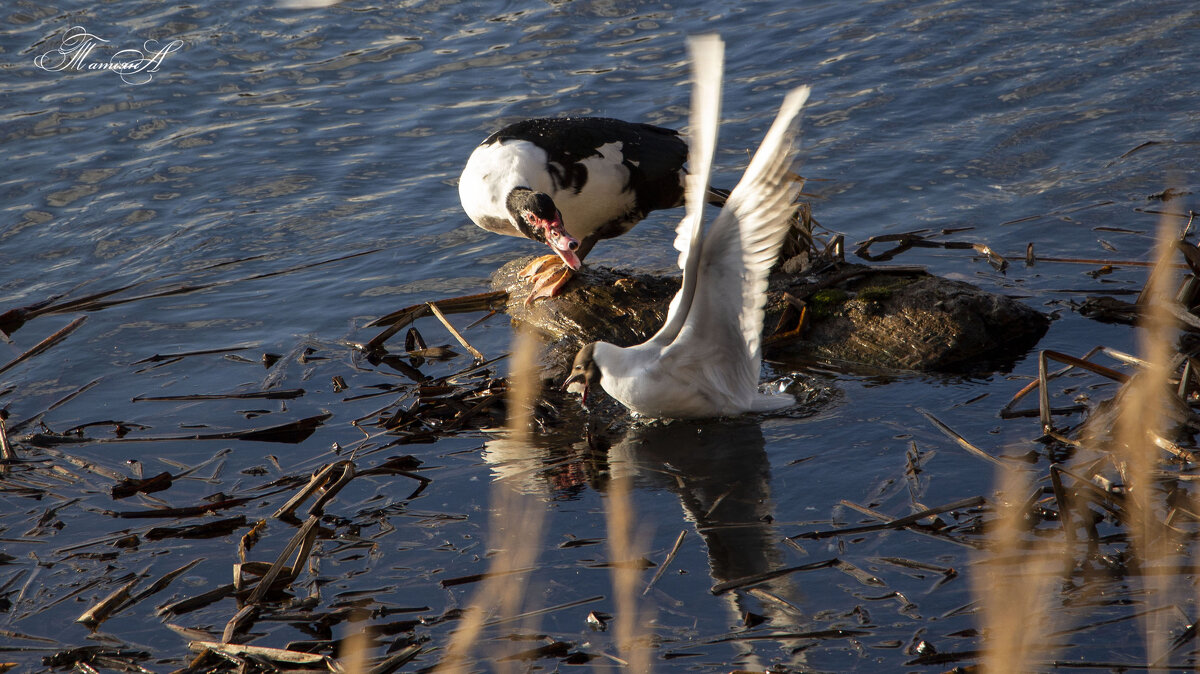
top-left (338, 613), bottom-right (369, 674)
top-left (0, 316), bottom-right (86, 377)
top-left (0, 414), bottom-right (13, 465)
top-left (427, 301), bottom-right (485, 361)
top-left (76, 574), bottom-right (140, 628)
top-left (435, 328), bottom-right (546, 673)
top-left (605, 465), bottom-right (652, 672)
top-left (976, 466), bottom-right (1065, 672)
top-left (643, 530), bottom-right (687, 596)
top-left (187, 641), bottom-right (328, 666)
top-left (1113, 218), bottom-right (1180, 666)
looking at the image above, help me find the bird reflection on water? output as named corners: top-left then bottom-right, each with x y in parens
top-left (482, 407), bottom-right (832, 667)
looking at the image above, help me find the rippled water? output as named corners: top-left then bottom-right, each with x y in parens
top-left (2, 0), bottom-right (1198, 670)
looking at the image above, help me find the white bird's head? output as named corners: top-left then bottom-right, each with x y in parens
top-left (564, 342), bottom-right (602, 406)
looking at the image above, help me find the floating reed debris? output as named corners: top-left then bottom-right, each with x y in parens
top-left (22, 413), bottom-right (332, 448)
top-left (642, 529), bottom-right (687, 596)
top-left (0, 316), bottom-right (86, 377)
top-left (854, 229), bottom-right (1008, 271)
top-left (107, 496), bottom-right (257, 520)
top-left (6, 377), bottom-right (102, 435)
top-left (110, 471), bottom-right (174, 498)
top-left (918, 409), bottom-right (1005, 467)
top-left (427, 301), bottom-right (485, 362)
top-left (0, 412), bottom-right (14, 464)
top-left (480, 595), bottom-right (606, 629)
top-left (9, 189), bottom-right (1200, 674)
top-left (271, 460), bottom-right (355, 521)
top-left (790, 497), bottom-right (986, 542)
top-left (63, 304), bottom-right (508, 667)
top-left (76, 574), bottom-right (141, 628)
top-left (1, 250), bottom-right (380, 341)
top-left (362, 290), bottom-right (507, 352)
top-left (130, 388), bottom-right (306, 402)
top-left (76, 558), bottom-right (205, 629)
top-left (710, 559), bottom-right (840, 595)
top-left (186, 641), bottom-right (329, 668)
top-left (146, 518), bottom-right (245, 541)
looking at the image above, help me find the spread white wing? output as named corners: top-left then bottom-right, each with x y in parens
top-left (664, 85), bottom-right (810, 398)
top-left (647, 34), bottom-right (723, 348)
top-left (595, 33), bottom-right (809, 417)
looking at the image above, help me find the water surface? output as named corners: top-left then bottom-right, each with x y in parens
top-left (1, 0), bottom-right (1197, 670)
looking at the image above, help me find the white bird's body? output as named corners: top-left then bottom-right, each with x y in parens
top-left (567, 36), bottom-right (810, 419)
top-left (588, 325), bottom-right (789, 418)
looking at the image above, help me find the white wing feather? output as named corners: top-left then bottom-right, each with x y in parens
top-left (647, 34), bottom-right (723, 348)
top-left (726, 86), bottom-right (809, 363)
top-left (586, 36), bottom-right (812, 418)
top-left (666, 86), bottom-right (810, 400)
top-left (675, 34), bottom-right (723, 270)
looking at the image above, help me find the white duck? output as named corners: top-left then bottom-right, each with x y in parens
top-left (565, 35), bottom-right (810, 419)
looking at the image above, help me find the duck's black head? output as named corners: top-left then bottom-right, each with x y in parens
top-left (564, 341), bottom-right (601, 407)
top-left (506, 188), bottom-right (581, 270)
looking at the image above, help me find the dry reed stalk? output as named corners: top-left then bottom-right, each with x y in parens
top-left (0, 412), bottom-right (14, 470)
top-left (976, 465), bottom-right (1064, 673)
top-left (1065, 215), bottom-right (1182, 668)
top-left (427, 301), bottom-right (485, 361)
top-left (1112, 218), bottom-right (1179, 666)
top-left (435, 328), bottom-right (546, 673)
top-left (0, 315), bottom-right (86, 376)
top-left (979, 219), bottom-right (1185, 672)
top-left (605, 465), bottom-right (653, 672)
top-left (338, 612), bottom-right (369, 674)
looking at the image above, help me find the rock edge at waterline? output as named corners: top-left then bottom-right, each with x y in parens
top-left (491, 256), bottom-right (1049, 374)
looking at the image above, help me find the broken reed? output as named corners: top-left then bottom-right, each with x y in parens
top-left (435, 328), bottom-right (547, 673)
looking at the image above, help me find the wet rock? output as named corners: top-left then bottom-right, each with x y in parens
top-left (492, 258), bottom-right (677, 347)
top-left (491, 256), bottom-right (1049, 374)
top-left (767, 270), bottom-right (1049, 371)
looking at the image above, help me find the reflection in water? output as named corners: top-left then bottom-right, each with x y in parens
top-left (483, 416), bottom-right (812, 667)
top-left (609, 420), bottom-right (784, 590)
top-left (608, 419), bottom-right (807, 667)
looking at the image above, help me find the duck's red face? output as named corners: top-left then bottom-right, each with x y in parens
top-left (522, 209), bottom-right (580, 270)
top-left (508, 190), bottom-right (582, 270)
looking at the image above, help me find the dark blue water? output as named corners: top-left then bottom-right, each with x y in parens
top-left (2, 1), bottom-right (1197, 670)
